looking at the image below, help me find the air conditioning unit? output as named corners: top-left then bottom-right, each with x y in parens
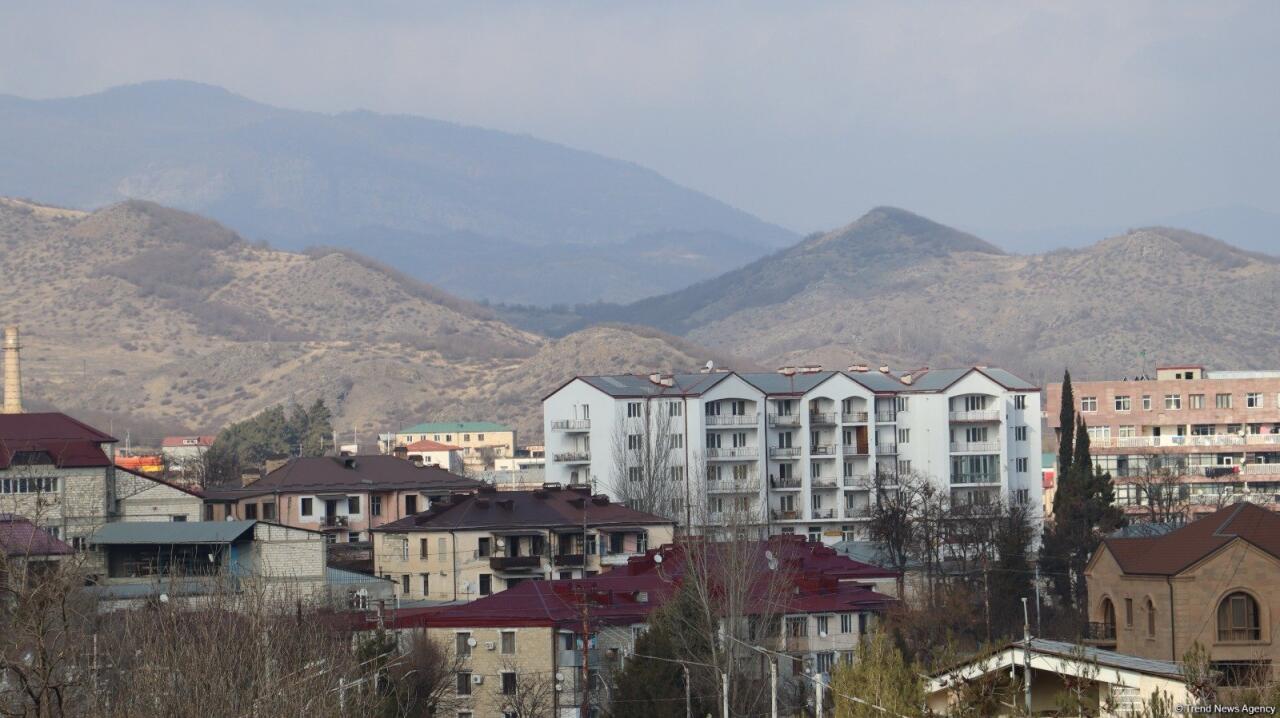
top-left (484, 641), bottom-right (496, 651)
top-left (472, 674), bottom-right (485, 685)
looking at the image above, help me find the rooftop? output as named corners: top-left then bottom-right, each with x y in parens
top-left (1098, 502), bottom-right (1280, 576)
top-left (397, 421), bottom-right (512, 435)
top-left (0, 412), bottom-right (117, 470)
top-left (373, 484), bottom-right (673, 532)
top-left (161, 435), bottom-right (215, 448)
top-left (203, 455), bottom-right (482, 500)
top-left (402, 439), bottom-right (463, 452)
top-left (0, 514), bottom-right (73, 557)
top-left (89, 520), bottom-right (264, 545)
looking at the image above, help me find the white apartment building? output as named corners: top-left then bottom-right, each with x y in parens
top-left (543, 366), bottom-right (1043, 542)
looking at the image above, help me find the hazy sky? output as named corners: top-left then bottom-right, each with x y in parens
top-left (2, 1), bottom-right (1277, 240)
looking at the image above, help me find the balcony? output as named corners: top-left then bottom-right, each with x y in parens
top-left (876, 443), bottom-right (898, 455)
top-left (489, 555), bottom-right (544, 571)
top-left (553, 451), bottom-right (591, 463)
top-left (706, 413), bottom-right (759, 427)
top-left (809, 444), bottom-right (836, 457)
top-left (843, 506), bottom-right (872, 520)
top-left (875, 410), bottom-right (897, 423)
top-left (769, 446), bottom-right (802, 459)
top-left (811, 478), bottom-right (838, 489)
top-left (951, 441), bottom-right (1000, 453)
top-left (841, 411), bottom-right (869, 424)
top-left (809, 412), bottom-right (838, 425)
top-left (949, 410), bottom-right (1001, 422)
top-left (1092, 434), bottom-right (1280, 450)
top-left (770, 509), bottom-right (801, 521)
top-left (558, 648), bottom-right (603, 669)
top-left (551, 419), bottom-right (591, 432)
top-left (811, 508), bottom-right (837, 519)
top-left (1083, 622), bottom-right (1117, 647)
top-left (706, 447), bottom-right (759, 460)
top-left (319, 515), bottom-right (349, 530)
top-left (841, 445), bottom-right (868, 456)
top-left (770, 477), bottom-right (802, 490)
top-left (707, 480), bottom-right (758, 494)
top-left (951, 472), bottom-right (1001, 485)
top-left (767, 414), bottom-right (801, 427)
top-left (843, 474), bottom-right (870, 487)
top-left (554, 553), bottom-right (586, 567)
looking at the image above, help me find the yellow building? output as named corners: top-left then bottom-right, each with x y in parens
top-left (391, 422), bottom-right (516, 472)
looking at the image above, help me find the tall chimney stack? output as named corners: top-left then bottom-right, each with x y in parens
top-left (3, 325), bottom-right (23, 414)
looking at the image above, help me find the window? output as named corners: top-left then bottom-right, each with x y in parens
top-left (348, 496), bottom-right (360, 514)
top-left (203, 504), bottom-right (214, 521)
top-left (627, 434), bottom-right (642, 451)
top-left (626, 402), bottom-right (642, 418)
top-left (1217, 592), bottom-right (1261, 641)
top-left (456, 671), bottom-right (472, 695)
top-left (501, 671), bottom-right (517, 695)
top-left (668, 401), bottom-right (682, 416)
top-left (1015, 426), bottom-right (1028, 441)
top-left (1248, 392), bottom-right (1264, 409)
top-left (420, 538), bottom-right (429, 558)
top-left (478, 433), bottom-right (484, 441)
top-left (816, 615), bottom-right (830, 635)
top-left (1142, 395), bottom-right (1152, 410)
top-left (456, 632), bottom-right (472, 657)
top-left (1101, 598), bottom-right (1116, 634)
top-left (1080, 396), bottom-right (1097, 412)
top-left (705, 401), bottom-right (721, 416)
top-left (816, 652), bottom-right (836, 673)
top-left (1146, 598), bottom-right (1156, 637)
top-left (897, 428), bottom-right (910, 444)
top-left (422, 574), bottom-right (429, 595)
top-left (670, 433), bottom-right (684, 449)
top-left (840, 613), bottom-right (854, 634)
top-left (501, 630), bottom-right (516, 654)
top-left (301, 498), bottom-right (313, 516)
top-left (405, 495), bottom-right (418, 514)
top-left (479, 574), bottom-right (492, 596)
top-left (1013, 489), bottom-right (1029, 505)
top-left (244, 503), bottom-right (258, 520)
top-left (439, 537), bottom-right (447, 556)
top-left (786, 617), bottom-right (808, 637)
top-left (1014, 394), bottom-right (1027, 410)
top-left (262, 503), bottom-right (276, 521)
top-left (1125, 598), bottom-right (1133, 626)
top-left (371, 495), bottom-right (382, 517)
top-left (172, 515), bottom-right (188, 522)
top-left (1164, 394), bottom-right (1182, 410)
top-left (1118, 425), bottom-right (1137, 438)
top-left (1016, 458), bottom-right (1029, 472)
top-left (1214, 393), bottom-right (1232, 409)
top-left (1189, 394), bottom-right (1204, 409)
top-left (1115, 395), bottom-right (1131, 412)
top-left (401, 575), bottom-right (410, 594)
top-left (628, 466), bottom-right (642, 482)
top-left (670, 466), bottom-right (684, 482)
top-left (478, 537), bottom-right (491, 557)
top-left (897, 459), bottom-right (912, 474)
top-left (895, 396), bottom-right (909, 413)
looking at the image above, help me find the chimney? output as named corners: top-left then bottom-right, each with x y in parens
top-left (3, 325), bottom-right (22, 414)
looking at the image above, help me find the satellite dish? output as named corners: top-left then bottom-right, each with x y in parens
top-left (765, 550), bottom-right (775, 561)
top-left (466, 637), bottom-right (478, 647)
top-left (159, 593), bottom-right (169, 604)
top-left (496, 538), bottom-right (506, 548)
top-left (653, 554), bottom-right (664, 564)
top-left (225, 515), bottom-right (234, 521)
top-left (819, 631), bottom-right (828, 639)
top-left (555, 673), bottom-right (564, 682)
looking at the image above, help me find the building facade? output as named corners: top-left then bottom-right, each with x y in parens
top-left (370, 484), bottom-right (674, 602)
top-left (1046, 365), bottom-right (1280, 520)
top-left (543, 366), bottom-right (1043, 540)
top-left (1085, 503), bottom-right (1280, 685)
top-left (203, 455), bottom-right (481, 544)
top-left (389, 422), bottom-right (516, 472)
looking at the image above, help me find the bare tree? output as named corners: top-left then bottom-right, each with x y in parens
top-left (611, 400), bottom-right (683, 522)
top-left (1122, 462), bottom-right (1191, 526)
top-left (497, 658), bottom-right (555, 718)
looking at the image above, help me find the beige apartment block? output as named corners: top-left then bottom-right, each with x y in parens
top-left (1085, 503), bottom-right (1280, 684)
top-left (390, 422), bottom-right (516, 471)
top-left (420, 625), bottom-right (557, 717)
top-left (371, 484), bottom-right (674, 601)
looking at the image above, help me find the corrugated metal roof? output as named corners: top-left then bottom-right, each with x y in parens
top-left (89, 520), bottom-right (259, 545)
top-left (1028, 639), bottom-right (1183, 679)
top-left (978, 367), bottom-right (1039, 390)
top-left (739, 371), bottom-right (840, 395)
top-left (578, 372), bottom-right (731, 397)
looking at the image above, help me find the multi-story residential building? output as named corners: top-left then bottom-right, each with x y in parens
top-left (0, 413), bottom-right (205, 556)
top-left (543, 365), bottom-right (1042, 539)
top-left (355, 536), bottom-right (896, 716)
top-left (202, 455), bottom-right (481, 543)
top-left (388, 421), bottom-right (516, 471)
top-left (399, 439), bottom-right (465, 473)
top-left (159, 435), bottom-right (215, 463)
top-left (1046, 364), bottom-right (1280, 520)
top-left (370, 483), bottom-right (674, 601)
top-left (1085, 502), bottom-right (1280, 685)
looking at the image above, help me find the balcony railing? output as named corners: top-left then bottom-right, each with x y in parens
top-left (950, 441), bottom-right (1000, 453)
top-left (706, 413), bottom-right (759, 427)
top-left (811, 508), bottom-right (837, 519)
top-left (554, 553), bottom-right (586, 567)
top-left (707, 480), bottom-right (758, 494)
top-left (706, 447), bottom-right (759, 460)
top-left (319, 515), bottom-right (349, 529)
top-left (1093, 434), bottom-right (1280, 450)
top-left (949, 410), bottom-right (1001, 422)
top-left (877, 443), bottom-right (898, 455)
top-left (553, 451), bottom-right (591, 463)
top-left (843, 474), bottom-right (870, 487)
top-left (951, 473), bottom-right (1001, 485)
top-left (551, 419), bottom-right (591, 432)
top-left (767, 414), bottom-right (801, 427)
top-left (769, 446), bottom-right (802, 458)
top-left (770, 509), bottom-right (801, 521)
top-left (841, 411), bottom-right (869, 423)
top-left (811, 478), bottom-right (838, 489)
top-left (1083, 622), bottom-right (1117, 644)
top-left (809, 412), bottom-right (838, 425)
top-left (843, 506), bottom-right (872, 520)
top-left (842, 445), bottom-right (868, 456)
top-left (875, 410), bottom-right (897, 423)
top-left (770, 477), bottom-right (802, 490)
top-left (810, 444), bottom-right (836, 456)
top-left (489, 555), bottom-right (544, 571)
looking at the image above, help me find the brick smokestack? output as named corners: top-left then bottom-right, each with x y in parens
top-left (3, 325), bottom-right (22, 414)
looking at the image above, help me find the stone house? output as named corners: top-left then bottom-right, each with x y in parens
top-left (1085, 502), bottom-right (1280, 685)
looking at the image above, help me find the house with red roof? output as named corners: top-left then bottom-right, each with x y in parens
top-left (371, 483), bottom-right (676, 602)
top-left (398, 438), bottom-right (464, 474)
top-left (354, 535), bottom-right (896, 716)
top-left (0, 512), bottom-right (73, 591)
top-left (1086, 502), bottom-right (1280, 685)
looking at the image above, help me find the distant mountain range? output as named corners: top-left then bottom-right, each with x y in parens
top-left (0, 197), bottom-right (744, 442)
top-left (0, 81), bottom-right (794, 304)
top-left (528, 206), bottom-right (1280, 383)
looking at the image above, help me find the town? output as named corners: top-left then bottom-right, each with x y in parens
top-left (6, 319), bottom-right (1280, 716)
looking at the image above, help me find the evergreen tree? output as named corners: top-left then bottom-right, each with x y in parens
top-left (202, 399), bottom-right (335, 485)
top-left (610, 583), bottom-right (712, 718)
top-left (1057, 369), bottom-right (1075, 480)
top-left (302, 398), bottom-right (334, 456)
top-left (831, 630), bottom-right (924, 718)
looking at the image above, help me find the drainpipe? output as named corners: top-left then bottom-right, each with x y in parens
top-left (451, 529), bottom-right (458, 601)
top-left (1167, 576), bottom-right (1177, 662)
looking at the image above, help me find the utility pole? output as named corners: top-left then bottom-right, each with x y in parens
top-left (1034, 564), bottom-right (1042, 635)
top-left (814, 670), bottom-right (824, 717)
top-left (770, 658), bottom-right (779, 718)
top-left (683, 664), bottom-right (692, 718)
top-left (1022, 597), bottom-right (1032, 716)
top-left (722, 672), bottom-right (730, 718)
top-left (983, 559), bottom-right (991, 643)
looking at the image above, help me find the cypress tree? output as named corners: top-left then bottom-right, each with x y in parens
top-left (1057, 370), bottom-right (1075, 479)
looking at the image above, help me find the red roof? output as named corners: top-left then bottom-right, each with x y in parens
top-left (373, 484), bottom-right (674, 532)
top-left (161, 435), bottom-right (215, 448)
top-left (1100, 503), bottom-right (1280, 576)
top-left (363, 536), bottom-right (897, 631)
top-left (0, 412), bottom-right (116, 470)
top-left (0, 514), bottom-right (73, 557)
top-left (404, 439), bottom-right (462, 452)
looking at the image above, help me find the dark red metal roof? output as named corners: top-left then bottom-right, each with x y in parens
top-left (0, 514), bottom-right (73, 557)
top-left (373, 484), bottom-right (674, 532)
top-left (0, 412), bottom-right (116, 470)
top-left (203, 455), bottom-right (482, 500)
top-left (1101, 502), bottom-right (1280, 576)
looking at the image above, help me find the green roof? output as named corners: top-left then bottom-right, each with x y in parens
top-left (398, 421), bottom-right (511, 434)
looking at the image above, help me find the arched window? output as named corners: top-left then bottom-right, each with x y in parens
top-left (1218, 592), bottom-right (1261, 641)
top-left (1146, 598), bottom-right (1156, 637)
top-left (1101, 598), bottom-right (1117, 636)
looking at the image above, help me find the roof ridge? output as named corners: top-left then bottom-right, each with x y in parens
top-left (1213, 502), bottom-right (1249, 538)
